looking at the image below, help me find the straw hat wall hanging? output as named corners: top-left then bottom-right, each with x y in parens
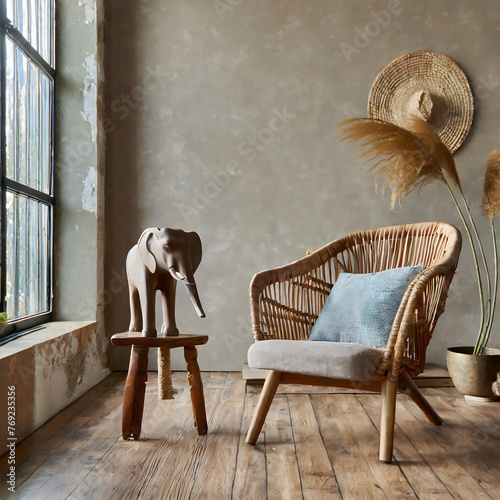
top-left (368, 50), bottom-right (474, 153)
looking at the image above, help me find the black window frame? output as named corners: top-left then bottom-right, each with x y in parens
top-left (0, 1), bottom-right (55, 338)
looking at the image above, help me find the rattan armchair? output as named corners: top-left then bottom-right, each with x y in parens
top-left (245, 222), bottom-right (461, 463)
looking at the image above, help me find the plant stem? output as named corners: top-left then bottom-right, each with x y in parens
top-left (477, 218), bottom-right (498, 354)
top-left (445, 182), bottom-right (487, 347)
top-left (460, 189), bottom-right (492, 324)
top-left (458, 188), bottom-right (493, 354)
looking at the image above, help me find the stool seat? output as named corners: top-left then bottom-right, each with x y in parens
top-left (112, 331), bottom-right (209, 440)
top-left (111, 332), bottom-right (208, 348)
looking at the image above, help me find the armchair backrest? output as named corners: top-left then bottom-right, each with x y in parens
top-left (250, 222), bottom-right (462, 376)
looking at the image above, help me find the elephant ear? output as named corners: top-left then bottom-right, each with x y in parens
top-left (188, 231), bottom-right (203, 274)
top-left (138, 229), bottom-right (159, 274)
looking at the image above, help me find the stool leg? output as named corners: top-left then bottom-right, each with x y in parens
top-left (184, 346), bottom-right (208, 435)
top-left (122, 345), bottom-right (149, 440)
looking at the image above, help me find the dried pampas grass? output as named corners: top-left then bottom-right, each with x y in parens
top-left (483, 150), bottom-right (500, 221)
top-left (406, 117), bottom-right (462, 190)
top-left (337, 117), bottom-right (459, 207)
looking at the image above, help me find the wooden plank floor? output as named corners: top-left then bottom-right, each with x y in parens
top-left (1, 372), bottom-right (500, 499)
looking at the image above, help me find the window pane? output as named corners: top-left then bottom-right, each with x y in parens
top-left (6, 0), bottom-right (54, 65)
top-left (29, 0), bottom-right (37, 51)
top-left (5, 39), bottom-right (52, 194)
top-left (39, 76), bottom-right (50, 192)
top-left (19, 0), bottom-right (29, 44)
top-left (6, 1), bottom-right (14, 22)
top-left (28, 61), bottom-right (39, 189)
top-left (6, 192), bottom-right (50, 319)
top-left (5, 38), bottom-right (15, 181)
top-left (6, 41), bottom-right (28, 185)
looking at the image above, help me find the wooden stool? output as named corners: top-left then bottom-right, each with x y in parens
top-left (111, 332), bottom-right (209, 440)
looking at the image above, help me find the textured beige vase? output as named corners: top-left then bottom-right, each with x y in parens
top-left (446, 346), bottom-right (500, 401)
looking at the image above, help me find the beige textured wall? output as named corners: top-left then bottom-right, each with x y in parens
top-left (106, 0), bottom-right (500, 371)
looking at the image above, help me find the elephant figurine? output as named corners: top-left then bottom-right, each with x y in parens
top-left (126, 227), bottom-right (205, 337)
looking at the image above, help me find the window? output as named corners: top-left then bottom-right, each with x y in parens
top-left (1, 0), bottom-right (55, 337)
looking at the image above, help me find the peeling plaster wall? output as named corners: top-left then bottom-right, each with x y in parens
top-left (34, 323), bottom-right (106, 427)
top-left (107, 0), bottom-right (500, 371)
top-left (55, 0), bottom-right (108, 359)
top-left (55, 0), bottom-right (100, 320)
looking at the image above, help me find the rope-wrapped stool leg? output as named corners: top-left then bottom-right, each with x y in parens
top-left (158, 346), bottom-right (176, 400)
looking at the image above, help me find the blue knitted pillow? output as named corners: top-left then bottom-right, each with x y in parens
top-left (308, 264), bottom-right (423, 349)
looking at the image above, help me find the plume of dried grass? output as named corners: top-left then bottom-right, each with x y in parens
top-left (475, 150), bottom-right (500, 354)
top-left (407, 117), bottom-right (462, 190)
top-left (337, 118), bottom-right (460, 207)
top-left (482, 150), bottom-right (500, 221)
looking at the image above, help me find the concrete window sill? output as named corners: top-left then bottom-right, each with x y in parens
top-left (0, 320), bottom-right (110, 443)
top-left (0, 321), bottom-right (97, 360)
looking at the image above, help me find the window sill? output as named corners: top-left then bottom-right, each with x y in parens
top-left (0, 320), bottom-right (109, 444)
top-left (0, 320), bottom-right (96, 360)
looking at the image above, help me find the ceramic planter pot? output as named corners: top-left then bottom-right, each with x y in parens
top-left (446, 346), bottom-right (500, 402)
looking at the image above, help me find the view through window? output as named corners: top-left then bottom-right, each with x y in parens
top-left (1, 0), bottom-right (55, 336)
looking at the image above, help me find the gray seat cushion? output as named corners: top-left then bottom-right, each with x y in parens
top-left (248, 340), bottom-right (384, 381)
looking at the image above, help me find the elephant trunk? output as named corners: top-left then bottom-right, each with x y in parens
top-left (184, 282), bottom-right (205, 318)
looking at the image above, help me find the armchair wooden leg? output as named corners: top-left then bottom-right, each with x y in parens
top-left (379, 377), bottom-right (398, 463)
top-left (400, 371), bottom-right (443, 425)
top-left (246, 370), bottom-right (282, 445)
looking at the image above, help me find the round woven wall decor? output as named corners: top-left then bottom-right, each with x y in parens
top-left (367, 50), bottom-right (474, 153)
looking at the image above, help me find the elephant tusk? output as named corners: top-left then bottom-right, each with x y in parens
top-left (170, 267), bottom-right (186, 281)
